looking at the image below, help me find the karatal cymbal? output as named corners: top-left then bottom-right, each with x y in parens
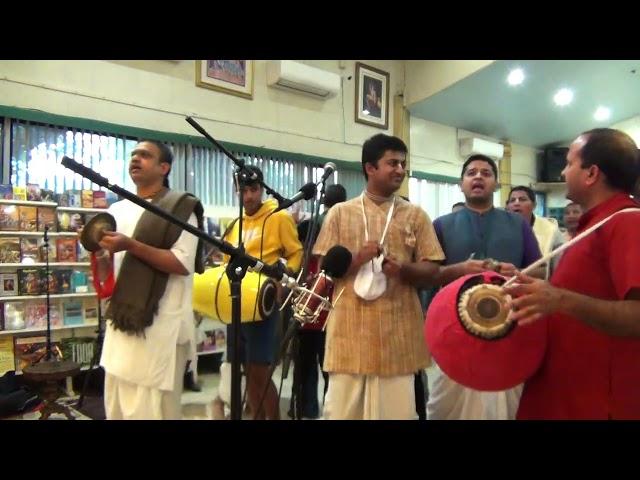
top-left (79, 212), bottom-right (116, 252)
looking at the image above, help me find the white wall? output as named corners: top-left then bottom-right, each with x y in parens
top-left (409, 117), bottom-right (539, 185)
top-left (611, 115), bottom-right (640, 145)
top-left (404, 60), bottom-right (495, 107)
top-left (0, 60), bottom-right (405, 165)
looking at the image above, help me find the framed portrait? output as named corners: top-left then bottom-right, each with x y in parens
top-left (354, 62), bottom-right (390, 129)
top-left (196, 60), bottom-right (254, 99)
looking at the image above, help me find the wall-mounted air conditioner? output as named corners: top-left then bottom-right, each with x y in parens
top-left (266, 60), bottom-right (340, 99)
top-left (459, 137), bottom-right (504, 160)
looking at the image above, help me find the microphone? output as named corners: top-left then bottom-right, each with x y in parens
top-left (318, 162), bottom-right (336, 184)
top-left (275, 182), bottom-right (316, 212)
top-left (61, 156), bottom-right (111, 189)
top-left (291, 245), bottom-right (352, 324)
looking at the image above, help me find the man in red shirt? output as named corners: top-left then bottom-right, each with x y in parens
top-left (505, 128), bottom-right (640, 419)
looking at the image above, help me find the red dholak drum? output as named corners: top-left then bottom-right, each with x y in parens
top-left (425, 271), bottom-right (546, 392)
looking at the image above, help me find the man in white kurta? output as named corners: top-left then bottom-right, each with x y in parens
top-left (98, 140), bottom-right (199, 420)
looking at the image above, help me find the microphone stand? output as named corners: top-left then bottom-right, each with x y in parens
top-left (184, 116), bottom-right (289, 421)
top-left (256, 173), bottom-right (329, 420)
top-left (60, 155), bottom-right (296, 421)
top-left (290, 175), bottom-right (328, 420)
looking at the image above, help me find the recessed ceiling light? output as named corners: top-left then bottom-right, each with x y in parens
top-left (553, 88), bottom-right (574, 107)
top-left (594, 106), bottom-right (611, 121)
top-left (507, 68), bottom-right (525, 86)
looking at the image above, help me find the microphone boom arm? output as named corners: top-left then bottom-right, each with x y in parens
top-left (60, 156), bottom-right (295, 286)
top-left (185, 117), bottom-right (286, 205)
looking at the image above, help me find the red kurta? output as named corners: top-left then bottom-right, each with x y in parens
top-left (517, 193), bottom-right (640, 419)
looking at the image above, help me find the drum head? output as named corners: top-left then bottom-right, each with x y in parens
top-left (258, 278), bottom-right (277, 320)
top-left (425, 272), bottom-right (546, 391)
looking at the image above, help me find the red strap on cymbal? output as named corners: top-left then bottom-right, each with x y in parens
top-left (90, 251), bottom-right (115, 299)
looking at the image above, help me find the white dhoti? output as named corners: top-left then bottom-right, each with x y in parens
top-left (323, 373), bottom-right (416, 420)
top-left (105, 342), bottom-right (188, 420)
top-left (426, 363), bottom-right (522, 420)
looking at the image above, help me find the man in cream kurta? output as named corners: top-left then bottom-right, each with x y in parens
top-left (313, 134), bottom-right (444, 420)
top-left (98, 140), bottom-right (199, 420)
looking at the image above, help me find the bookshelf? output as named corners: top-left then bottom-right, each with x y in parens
top-left (0, 191), bottom-right (109, 376)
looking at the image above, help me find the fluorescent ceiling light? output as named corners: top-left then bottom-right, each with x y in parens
top-left (554, 88), bottom-right (574, 107)
top-left (507, 68), bottom-right (525, 86)
top-left (593, 106), bottom-right (611, 121)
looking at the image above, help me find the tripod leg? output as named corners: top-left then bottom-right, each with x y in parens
top-left (292, 334), bottom-right (304, 420)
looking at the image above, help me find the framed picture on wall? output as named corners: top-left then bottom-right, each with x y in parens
top-left (195, 60), bottom-right (254, 99)
top-left (354, 62), bottom-right (390, 129)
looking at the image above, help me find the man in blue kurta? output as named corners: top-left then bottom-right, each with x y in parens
top-left (426, 154), bottom-right (542, 420)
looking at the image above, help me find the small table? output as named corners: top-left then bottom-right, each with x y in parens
top-left (23, 360), bottom-right (81, 420)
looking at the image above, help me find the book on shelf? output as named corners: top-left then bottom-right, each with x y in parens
top-left (18, 267), bottom-right (44, 295)
top-left (37, 239), bottom-right (57, 263)
top-left (61, 337), bottom-right (94, 366)
top-left (0, 273), bottom-right (18, 297)
top-left (14, 336), bottom-right (62, 372)
top-left (26, 184), bottom-right (41, 202)
top-left (0, 205), bottom-right (20, 231)
top-left (81, 190), bottom-right (94, 208)
top-left (56, 238), bottom-right (77, 262)
top-left (12, 187), bottom-right (26, 201)
top-left (20, 238), bottom-right (40, 265)
top-left (24, 302), bottom-right (45, 329)
top-left (40, 189), bottom-right (56, 203)
top-left (3, 302), bottom-right (25, 330)
top-left (18, 206), bottom-right (38, 232)
top-left (67, 190), bottom-right (82, 208)
top-left (83, 298), bottom-right (98, 322)
top-left (93, 191), bottom-right (107, 208)
top-left (55, 269), bottom-right (73, 294)
top-left (57, 211), bottom-right (72, 232)
top-left (37, 207), bottom-right (57, 232)
top-left (42, 271), bottom-right (59, 294)
top-left (62, 300), bottom-right (84, 326)
top-left (0, 337), bottom-right (15, 375)
top-left (0, 237), bottom-right (21, 263)
top-left (18, 268), bottom-right (43, 295)
top-left (69, 213), bottom-right (85, 232)
top-left (0, 184), bottom-right (13, 200)
top-left (58, 192), bottom-right (69, 207)
top-left (50, 304), bottom-right (62, 326)
top-left (57, 211), bottom-right (85, 233)
top-left (70, 270), bottom-right (88, 293)
top-left (24, 301), bottom-right (62, 329)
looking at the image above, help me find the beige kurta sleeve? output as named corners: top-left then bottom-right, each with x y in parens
top-left (414, 207), bottom-right (445, 262)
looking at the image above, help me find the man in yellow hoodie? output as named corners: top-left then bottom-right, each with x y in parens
top-left (222, 165), bottom-right (303, 420)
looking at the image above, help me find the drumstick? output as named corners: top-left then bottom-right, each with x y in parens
top-left (503, 207), bottom-right (640, 288)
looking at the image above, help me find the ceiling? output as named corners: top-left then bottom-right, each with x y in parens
top-left (407, 60), bottom-right (640, 148)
